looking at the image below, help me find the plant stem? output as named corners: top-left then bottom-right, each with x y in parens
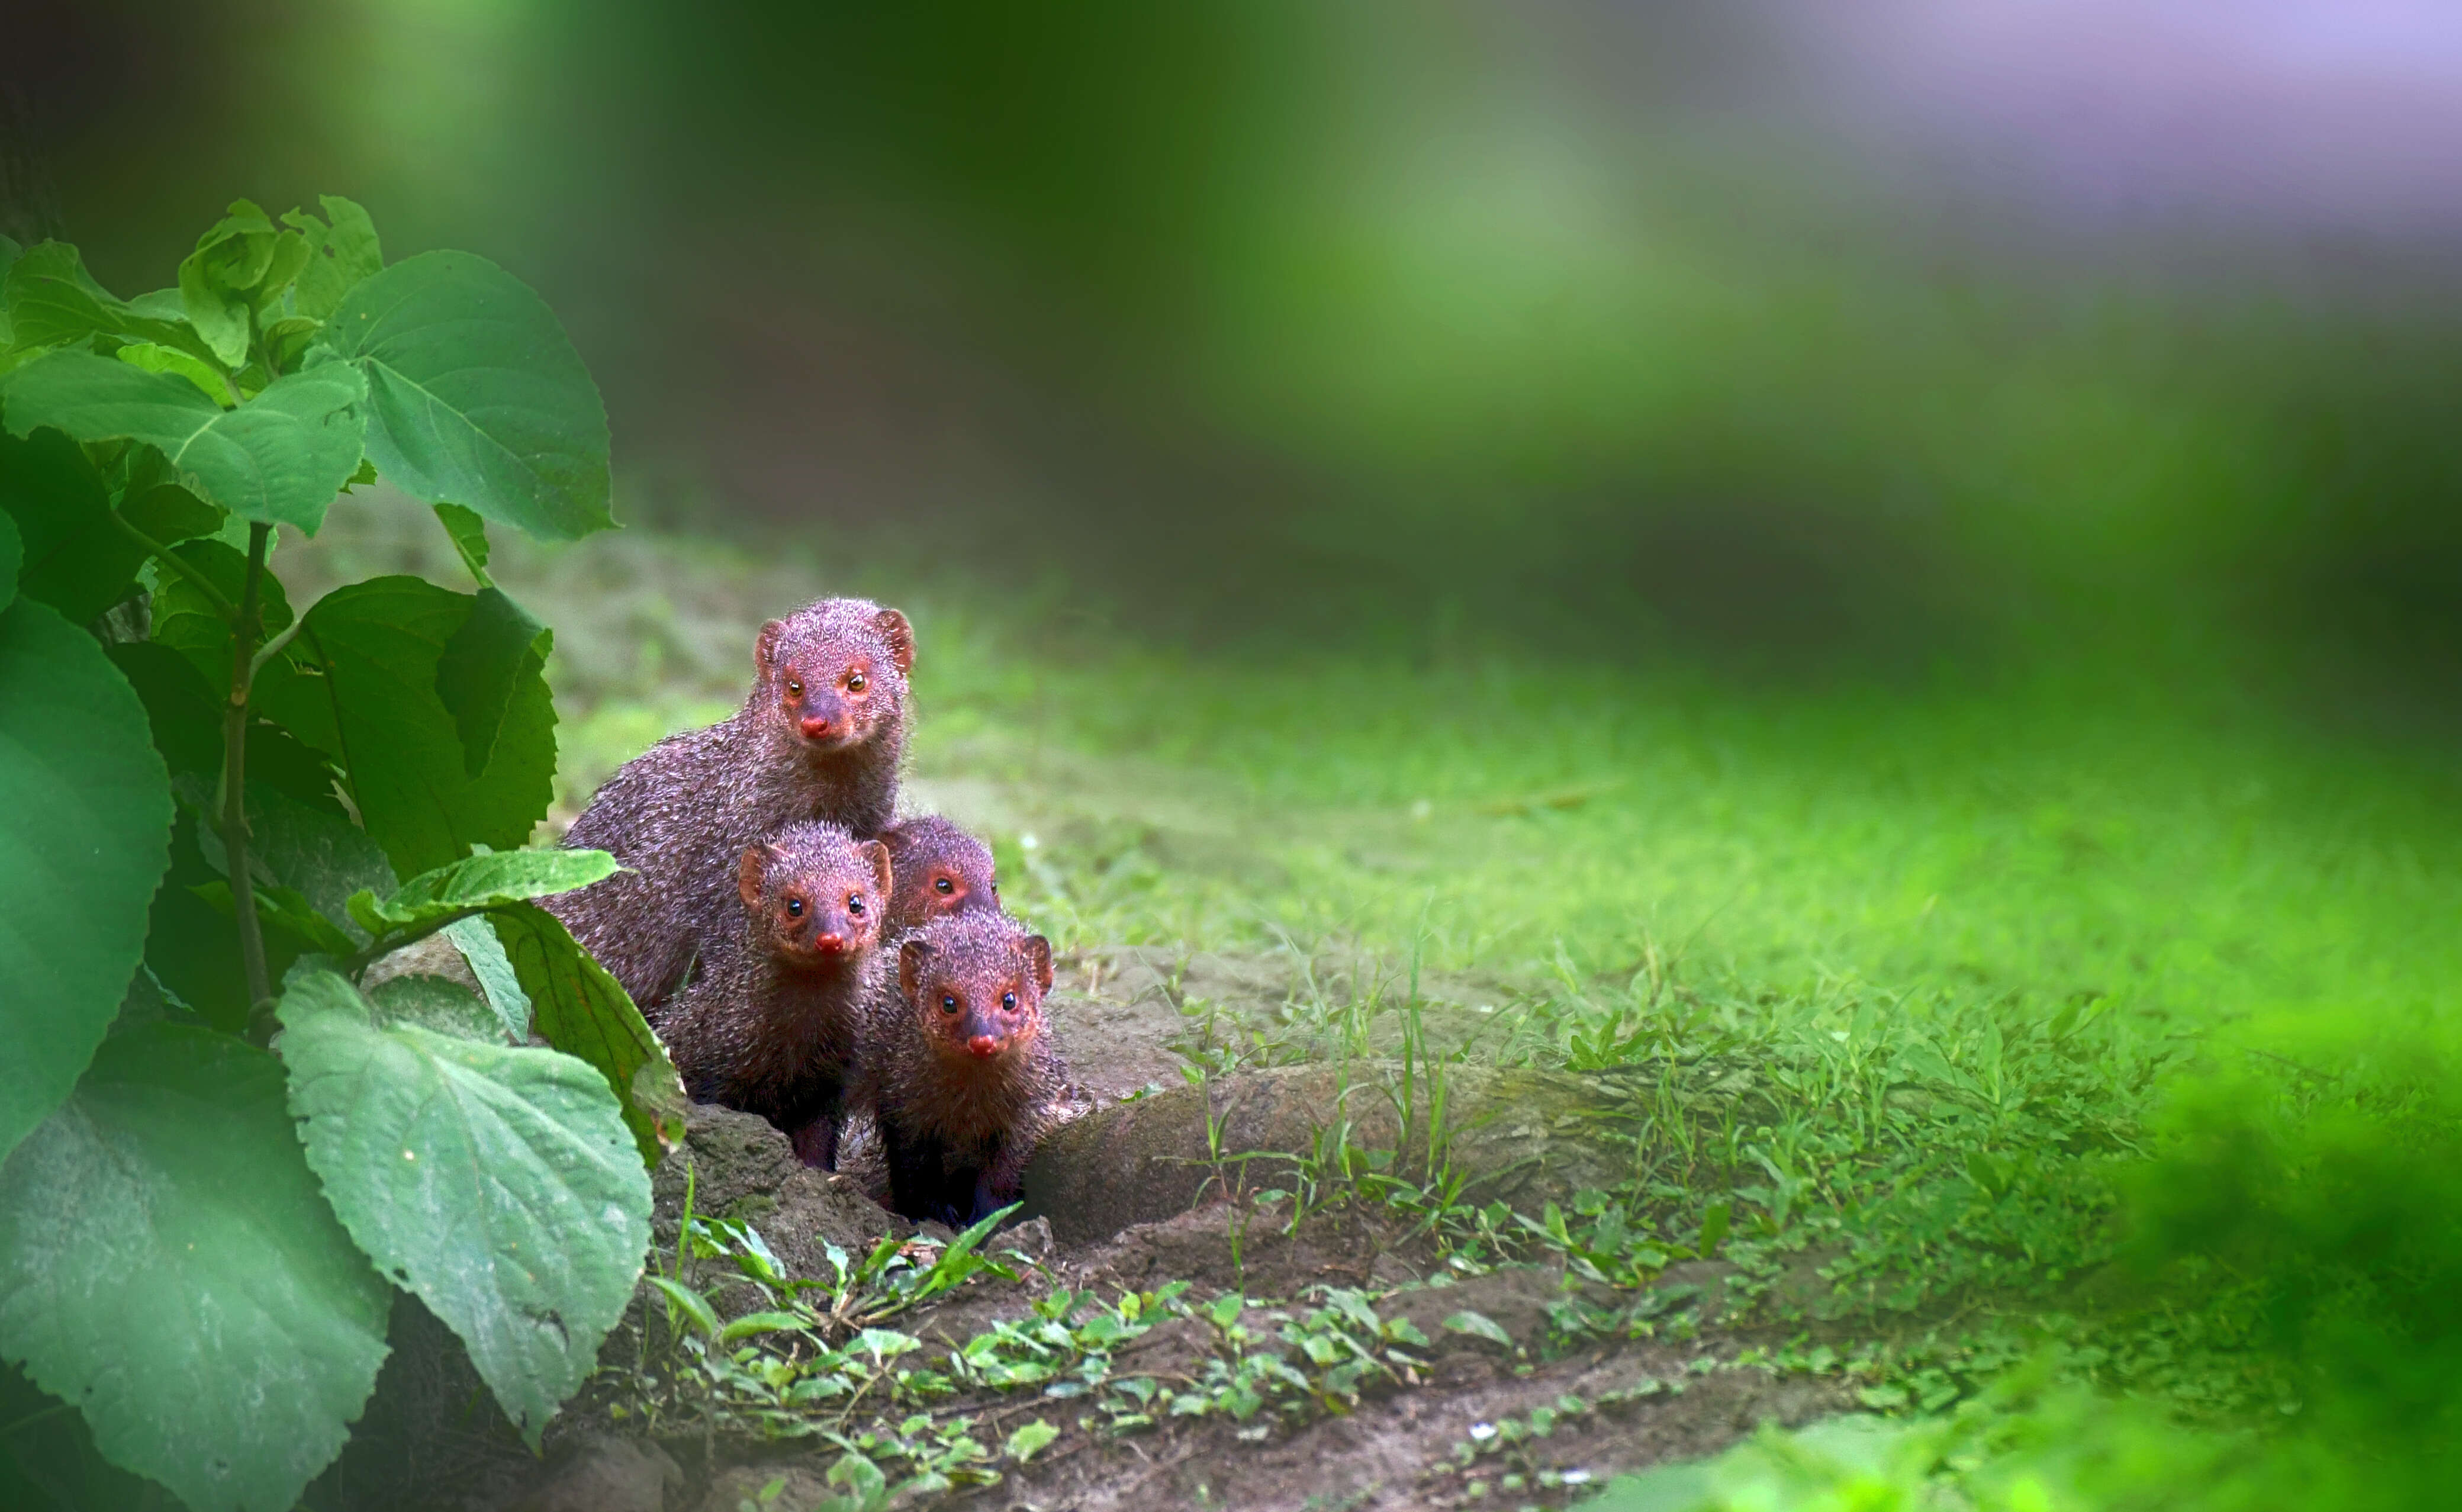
top-left (227, 522), bottom-right (273, 1025)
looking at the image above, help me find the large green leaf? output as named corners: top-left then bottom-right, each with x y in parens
top-left (0, 599), bottom-right (173, 1162)
top-left (353, 847), bottom-right (619, 936)
top-left (317, 252), bottom-right (612, 541)
top-left (437, 586), bottom-right (551, 777)
top-left (260, 575), bottom-right (557, 879)
top-left (2, 242), bottom-right (222, 369)
top-left (491, 902), bottom-right (685, 1167)
top-left (0, 427), bottom-right (213, 625)
top-left (0, 351), bottom-right (367, 533)
top-left (276, 969), bottom-right (650, 1443)
top-left (285, 196), bottom-right (383, 323)
top-left (0, 511), bottom-right (15, 610)
top-left (0, 1024), bottom-right (392, 1512)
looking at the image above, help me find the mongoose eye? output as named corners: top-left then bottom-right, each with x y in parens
top-left (785, 897), bottom-right (804, 917)
top-left (785, 678), bottom-right (803, 698)
top-left (847, 894), bottom-right (865, 915)
top-left (934, 876), bottom-right (955, 895)
top-left (940, 995), bottom-right (960, 1014)
top-left (846, 671), bottom-right (867, 693)
top-left (1002, 992), bottom-right (1017, 1011)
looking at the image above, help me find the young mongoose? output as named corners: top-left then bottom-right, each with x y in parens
top-left (648, 821), bottom-right (893, 1170)
top-left (552, 597), bottom-right (913, 1009)
top-left (861, 913), bottom-right (1067, 1225)
top-left (880, 815), bottom-right (999, 938)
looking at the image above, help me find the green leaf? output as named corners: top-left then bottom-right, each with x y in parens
top-left (258, 575), bottom-right (555, 877)
top-left (116, 340), bottom-right (229, 404)
top-left (0, 1024), bottom-right (392, 1512)
top-left (0, 599), bottom-right (173, 1162)
top-left (360, 847), bottom-right (620, 935)
top-left (437, 586), bottom-right (551, 777)
top-left (178, 200), bottom-right (281, 366)
top-left (195, 780), bottom-right (394, 942)
top-left (447, 914), bottom-right (532, 1040)
top-left (318, 251), bottom-right (612, 541)
top-left (1004, 1419), bottom-right (1061, 1463)
top-left (716, 1310), bottom-right (810, 1344)
top-left (1, 243), bottom-right (179, 356)
top-left (149, 536), bottom-right (295, 689)
top-left (0, 351), bottom-right (368, 532)
top-left (1696, 1201), bottom-right (1731, 1259)
top-left (1441, 1310), bottom-right (1513, 1348)
top-left (192, 878), bottom-right (361, 957)
top-left (0, 510), bottom-right (15, 611)
top-left (490, 902), bottom-right (684, 1166)
top-left (278, 969), bottom-right (649, 1443)
top-left (644, 1275), bottom-right (718, 1337)
top-left (433, 500), bottom-right (493, 586)
top-left (0, 426), bottom-right (146, 625)
top-left (368, 972), bottom-right (510, 1043)
top-left (286, 197), bottom-right (383, 323)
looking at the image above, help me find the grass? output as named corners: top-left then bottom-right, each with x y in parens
top-left (282, 496), bottom-right (2462, 1505)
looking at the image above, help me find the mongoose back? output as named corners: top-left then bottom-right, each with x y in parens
top-left (861, 912), bottom-right (1066, 1225)
top-left (880, 815), bottom-right (999, 937)
top-left (552, 597), bottom-right (913, 1008)
top-left (648, 821), bottom-right (892, 1169)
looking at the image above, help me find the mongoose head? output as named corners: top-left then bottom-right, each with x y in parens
top-left (881, 815), bottom-right (999, 935)
top-left (897, 913), bottom-right (1053, 1064)
top-left (738, 822), bottom-right (894, 967)
top-left (754, 598), bottom-right (915, 758)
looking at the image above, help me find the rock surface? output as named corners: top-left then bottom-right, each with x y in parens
top-left (1021, 1060), bottom-right (1640, 1246)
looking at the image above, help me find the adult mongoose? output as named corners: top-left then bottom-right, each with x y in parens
top-left (552, 597), bottom-right (913, 1008)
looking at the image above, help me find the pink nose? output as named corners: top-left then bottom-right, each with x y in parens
top-left (800, 715), bottom-right (832, 739)
top-left (967, 1034), bottom-right (999, 1057)
top-left (813, 932), bottom-right (846, 954)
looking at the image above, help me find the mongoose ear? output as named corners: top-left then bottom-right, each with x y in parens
top-left (874, 607), bottom-right (914, 673)
top-left (755, 619), bottom-right (784, 673)
top-left (899, 937), bottom-right (933, 999)
top-left (738, 844), bottom-right (771, 909)
top-left (861, 839), bottom-right (893, 901)
top-left (1024, 934), bottom-right (1054, 994)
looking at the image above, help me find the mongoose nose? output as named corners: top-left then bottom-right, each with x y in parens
top-left (813, 932), bottom-right (847, 954)
top-left (799, 714), bottom-right (833, 739)
top-left (966, 1034), bottom-right (999, 1057)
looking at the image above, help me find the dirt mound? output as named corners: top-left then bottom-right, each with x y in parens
top-left (651, 1103), bottom-right (907, 1291)
top-left (1022, 1060), bottom-right (1639, 1245)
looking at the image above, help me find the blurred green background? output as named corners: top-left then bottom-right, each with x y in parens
top-left (14, 0), bottom-right (2460, 689)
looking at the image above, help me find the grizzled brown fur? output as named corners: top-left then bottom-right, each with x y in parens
top-left (880, 815), bottom-right (999, 938)
top-left (648, 821), bottom-right (893, 1169)
top-left (858, 912), bottom-right (1067, 1225)
top-left (552, 597), bottom-right (914, 1008)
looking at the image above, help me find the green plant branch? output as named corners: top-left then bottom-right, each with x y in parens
top-left (227, 522), bottom-right (275, 1030)
top-left (247, 616), bottom-right (305, 683)
top-left (108, 509), bottom-right (238, 620)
